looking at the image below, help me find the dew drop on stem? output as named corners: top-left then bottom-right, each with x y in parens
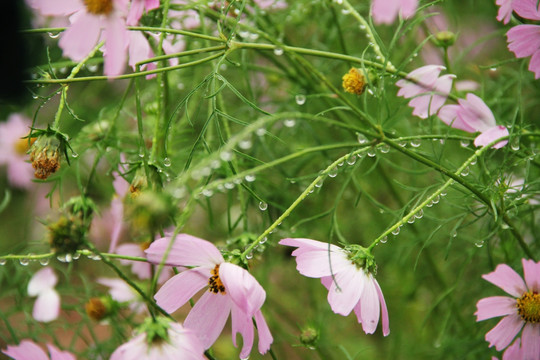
top-left (259, 201), bottom-right (268, 211)
top-left (328, 167), bottom-right (338, 178)
top-left (0, 259), bottom-right (6, 265)
top-left (295, 94), bottom-right (306, 105)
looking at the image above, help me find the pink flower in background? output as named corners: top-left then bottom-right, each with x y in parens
top-left (116, 241), bottom-right (173, 283)
top-left (2, 340), bottom-right (75, 360)
top-left (0, 114), bottom-right (35, 189)
top-left (110, 321), bottom-right (205, 360)
top-left (126, 0), bottom-right (160, 25)
top-left (396, 65), bottom-right (455, 119)
top-left (506, 0), bottom-right (540, 79)
top-left (97, 278), bottom-right (146, 314)
top-left (438, 93), bottom-right (509, 148)
top-left (146, 234), bottom-right (273, 359)
top-left (475, 259), bottom-right (540, 360)
top-left (27, 267), bottom-right (60, 323)
top-left (371, 0), bottom-right (418, 24)
top-left (279, 238), bottom-right (390, 336)
top-left (496, 0), bottom-right (514, 24)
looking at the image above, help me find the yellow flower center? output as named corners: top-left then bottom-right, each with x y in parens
top-left (208, 264), bottom-right (226, 294)
top-left (85, 297), bottom-right (107, 321)
top-left (84, 0), bottom-right (113, 15)
top-left (14, 137), bottom-right (35, 155)
top-left (517, 291), bottom-right (540, 323)
top-left (139, 241), bottom-right (151, 251)
top-left (342, 68), bottom-right (367, 95)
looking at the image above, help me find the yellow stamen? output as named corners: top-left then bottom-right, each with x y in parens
top-left (517, 291), bottom-right (540, 323)
top-left (208, 264), bottom-right (226, 294)
top-left (342, 68), bottom-right (367, 95)
top-left (84, 0), bottom-right (113, 15)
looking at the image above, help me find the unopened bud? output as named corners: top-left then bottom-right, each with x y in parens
top-left (29, 135), bottom-right (61, 179)
top-left (299, 326), bottom-right (319, 348)
top-left (85, 296), bottom-right (114, 321)
top-left (342, 68), bottom-right (367, 95)
top-left (434, 31), bottom-right (456, 48)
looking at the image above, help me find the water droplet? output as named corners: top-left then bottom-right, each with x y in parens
top-left (71, 152), bottom-right (79, 158)
top-left (410, 139), bottom-right (421, 148)
top-left (451, 231), bottom-right (457, 238)
top-left (489, 67), bottom-right (497, 72)
top-left (177, 82), bottom-right (185, 90)
top-left (440, 191), bottom-right (447, 197)
top-left (337, 161), bottom-right (345, 167)
top-left (220, 151), bottom-right (233, 161)
top-left (0, 259), bottom-right (5, 265)
top-left (439, 139), bottom-right (445, 145)
top-left (259, 201), bottom-right (268, 211)
top-left (328, 167), bottom-right (338, 177)
top-left (245, 174), bottom-right (256, 182)
top-left (239, 140), bottom-right (252, 150)
top-left (475, 240), bottom-right (484, 248)
top-left (87, 64), bottom-right (98, 72)
top-left (273, 47), bottom-right (284, 56)
top-left (256, 128), bottom-right (266, 136)
top-left (460, 140), bottom-right (470, 147)
top-left (357, 133), bottom-right (368, 144)
top-left (415, 209), bottom-right (424, 219)
top-left (315, 179), bottom-right (324, 188)
top-left (202, 189), bottom-right (214, 197)
top-left (210, 160), bottom-right (221, 169)
top-left (48, 32), bottom-right (59, 39)
top-left (138, 152), bottom-right (145, 158)
top-left (163, 157), bottom-right (171, 167)
top-left (224, 182), bottom-right (235, 190)
top-left (510, 138), bottom-right (520, 151)
top-left (398, 140), bottom-right (407, 147)
top-left (367, 148), bottom-right (376, 157)
top-left (39, 258), bottom-right (50, 266)
top-left (19, 258), bottom-right (29, 266)
top-left (341, 8), bottom-right (350, 15)
top-left (461, 166), bottom-right (470, 176)
top-left (359, 24), bottom-right (366, 30)
top-left (259, 237), bottom-right (268, 244)
top-left (245, 252), bottom-right (253, 260)
top-left (346, 155), bottom-right (357, 165)
top-left (90, 254), bottom-right (102, 261)
top-left (284, 119), bottom-right (296, 127)
top-left (32, 94), bottom-right (39, 99)
top-left (470, 158), bottom-right (477, 165)
top-left (378, 144), bottom-right (390, 153)
top-left (357, 152), bottom-right (365, 159)
top-left (407, 217), bottom-right (415, 224)
top-left (335, 287), bottom-right (342, 293)
top-left (233, 178), bottom-right (243, 184)
top-left (391, 227), bottom-right (400, 235)
top-left (106, 146), bottom-right (112, 152)
top-left (295, 94), bottom-right (306, 105)
top-left (380, 236), bottom-right (388, 244)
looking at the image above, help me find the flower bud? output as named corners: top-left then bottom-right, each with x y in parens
top-left (434, 31), bottom-right (456, 48)
top-left (299, 326), bottom-right (320, 348)
top-left (127, 190), bottom-right (175, 233)
top-left (342, 68), bottom-right (367, 95)
top-left (85, 296), bottom-right (114, 321)
top-left (29, 135), bottom-right (61, 179)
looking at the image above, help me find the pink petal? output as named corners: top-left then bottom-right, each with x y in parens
top-left (154, 269), bottom-right (209, 313)
top-left (7, 159), bottom-right (34, 189)
top-left (438, 104), bottom-right (476, 133)
top-left (482, 264), bottom-right (527, 297)
top-left (146, 234), bottom-right (224, 267)
top-left (496, 0), bottom-right (514, 24)
top-left (115, 244), bottom-right (151, 279)
top-left (502, 338), bottom-right (522, 360)
top-left (128, 31), bottom-right (152, 70)
top-left (2, 340), bottom-right (49, 360)
top-left (528, 50), bottom-right (540, 79)
top-left (522, 259), bottom-right (540, 292)
top-left (512, 0), bottom-right (540, 20)
top-left (184, 291), bottom-right (232, 349)
top-left (293, 248), bottom-right (352, 278)
top-left (97, 278), bottom-right (137, 303)
top-left (254, 310), bottom-right (273, 354)
top-left (28, 267), bottom-right (57, 296)
top-left (33, 289), bottom-right (60, 322)
top-left (507, 25), bottom-right (540, 58)
top-left (374, 279), bottom-right (390, 336)
top-left (475, 296), bottom-right (517, 321)
top-left (521, 323), bottom-right (540, 360)
top-left (396, 65), bottom-right (444, 98)
top-left (220, 263), bottom-right (266, 316)
top-left (474, 126), bottom-right (509, 149)
top-left (485, 314), bottom-right (524, 351)
top-left (279, 237), bottom-right (343, 254)
top-left (46, 344), bottom-right (76, 360)
top-left (59, 12), bottom-right (102, 61)
top-left (28, 0), bottom-right (83, 16)
top-left (103, 15), bottom-right (128, 77)
top-left (167, 323), bottom-right (206, 359)
top-left (327, 268), bottom-right (365, 316)
top-left (458, 93), bottom-right (496, 131)
top-left (230, 304), bottom-right (254, 359)
top-left (112, 171), bottom-right (129, 197)
top-left (108, 197), bottom-right (125, 253)
top-left (356, 275), bottom-right (380, 334)
top-left (371, 0), bottom-right (400, 24)
top-left (127, 0), bottom-right (145, 25)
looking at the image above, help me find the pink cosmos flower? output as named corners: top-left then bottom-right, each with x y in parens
top-left (506, 0), bottom-right (540, 79)
top-left (110, 321), bottom-right (205, 360)
top-left (371, 0), bottom-right (418, 24)
top-left (28, 267), bottom-right (60, 323)
top-left (396, 65), bottom-right (455, 119)
top-left (116, 241), bottom-right (173, 283)
top-left (475, 259), bottom-right (540, 359)
top-left (97, 277), bottom-right (146, 314)
top-left (126, 0), bottom-right (160, 26)
top-left (279, 238), bottom-right (390, 336)
top-left (438, 93), bottom-right (509, 149)
top-left (2, 340), bottom-right (75, 360)
top-left (0, 114), bottom-right (34, 189)
top-left (28, 0), bottom-right (130, 76)
top-left (145, 234), bottom-right (273, 359)
top-left (496, 0), bottom-right (514, 24)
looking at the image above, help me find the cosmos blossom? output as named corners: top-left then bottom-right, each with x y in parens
top-left (145, 234), bottom-right (273, 359)
top-left (438, 93), bottom-right (509, 149)
top-left (279, 238), bottom-right (389, 336)
top-left (506, 0), bottom-right (540, 79)
top-left (475, 259), bottom-right (540, 360)
top-left (371, 0), bottom-right (418, 24)
top-left (2, 340), bottom-right (75, 360)
top-left (0, 114), bottom-right (35, 189)
top-left (28, 267), bottom-right (61, 323)
top-left (496, 0), bottom-right (514, 24)
top-left (396, 65), bottom-right (455, 119)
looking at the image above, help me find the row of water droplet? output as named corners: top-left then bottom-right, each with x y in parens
top-left (1, 252), bottom-right (103, 266)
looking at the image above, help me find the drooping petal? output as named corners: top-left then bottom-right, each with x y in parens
top-left (128, 31), bottom-right (152, 70)
top-left (27, 0), bottom-right (84, 16)
top-left (33, 289), bottom-right (60, 323)
top-left (230, 304), bottom-right (255, 359)
top-left (474, 126), bottom-right (509, 149)
top-left (293, 248), bottom-right (352, 278)
top-left (108, 197), bottom-right (125, 253)
top-left (279, 238), bottom-right (344, 255)
top-left (485, 314), bottom-right (524, 351)
top-left (496, 0), bottom-right (514, 24)
top-left (438, 104), bottom-right (477, 132)
top-left (167, 323), bottom-right (206, 360)
top-left (374, 278), bottom-right (390, 336)
top-left (28, 267), bottom-right (58, 296)
top-left (154, 269), bottom-right (209, 313)
top-left (2, 340), bottom-right (49, 360)
top-left (59, 12), bottom-right (102, 61)
top-left (512, 0), bottom-right (540, 20)
top-left (475, 296), bottom-right (517, 321)
top-left (327, 267), bottom-right (365, 316)
top-left (522, 259), bottom-right (540, 292)
top-left (220, 262), bottom-right (265, 316)
top-left (146, 234), bottom-right (224, 267)
top-left (254, 310), bottom-right (273, 354)
top-left (521, 322), bottom-right (540, 360)
top-left (528, 49), bottom-right (540, 79)
top-left (184, 291), bottom-right (232, 349)
top-left (46, 344), bottom-right (76, 360)
top-left (357, 275), bottom-right (380, 335)
top-left (103, 15), bottom-right (129, 77)
top-left (110, 333), bottom-right (147, 360)
top-left (457, 93), bottom-right (496, 132)
top-left (396, 65), bottom-right (444, 98)
top-left (372, 0), bottom-right (417, 24)
top-left (482, 264), bottom-right (527, 297)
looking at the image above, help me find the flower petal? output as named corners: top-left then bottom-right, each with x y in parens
top-left (482, 264), bottom-right (527, 297)
top-left (327, 267), bottom-right (365, 316)
top-left (438, 104), bottom-right (477, 133)
top-left (184, 291), bottom-right (232, 349)
top-left (521, 322), bottom-right (540, 360)
top-left (496, 0), bottom-right (514, 24)
top-left (220, 262), bottom-right (265, 316)
top-left (97, 278), bottom-right (137, 303)
top-left (474, 126), bottom-right (509, 149)
top-left (154, 269), bottom-right (209, 313)
top-left (475, 296), bottom-right (517, 321)
top-left (507, 25), bottom-right (540, 58)
top-left (512, 0), bottom-right (540, 20)
top-left (33, 289), bottom-right (60, 323)
top-left (522, 259), bottom-right (540, 293)
top-left (59, 12), bottom-right (102, 61)
top-left (374, 278), bottom-right (390, 336)
top-left (28, 267), bottom-right (57, 296)
top-left (146, 234), bottom-right (224, 267)
top-left (27, 0), bottom-right (83, 16)
top-left (47, 344), bottom-right (76, 360)
top-left (502, 338), bottom-right (522, 360)
top-left (2, 340), bottom-right (49, 360)
top-left (254, 310), bottom-right (273, 354)
top-left (458, 93), bottom-right (496, 131)
top-left (103, 15), bottom-right (128, 77)
top-left (357, 275), bottom-right (380, 335)
top-left (230, 303), bottom-right (254, 359)
top-left (485, 314), bottom-right (524, 351)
